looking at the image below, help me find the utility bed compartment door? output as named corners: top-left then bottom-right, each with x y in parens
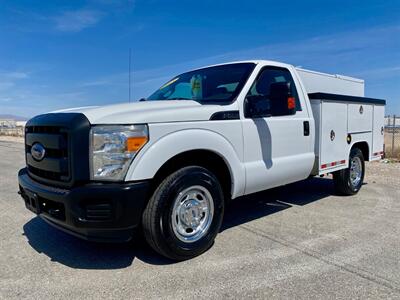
top-left (372, 105), bottom-right (385, 158)
top-left (320, 102), bottom-right (348, 168)
top-left (348, 104), bottom-right (373, 133)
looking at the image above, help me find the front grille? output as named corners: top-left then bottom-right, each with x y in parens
top-left (26, 145), bottom-right (68, 159)
top-left (26, 126), bottom-right (62, 134)
top-left (25, 125), bottom-right (70, 183)
top-left (24, 113), bottom-right (91, 187)
top-left (27, 165), bottom-right (66, 181)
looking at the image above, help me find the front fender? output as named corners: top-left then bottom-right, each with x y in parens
top-left (125, 128), bottom-right (245, 198)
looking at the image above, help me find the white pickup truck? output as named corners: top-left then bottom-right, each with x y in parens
top-left (18, 60), bottom-right (385, 260)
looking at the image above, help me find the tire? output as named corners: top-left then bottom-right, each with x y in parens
top-left (142, 166), bottom-right (224, 261)
top-left (333, 148), bottom-right (365, 195)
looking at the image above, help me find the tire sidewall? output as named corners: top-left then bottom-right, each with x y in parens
top-left (158, 167), bottom-right (224, 257)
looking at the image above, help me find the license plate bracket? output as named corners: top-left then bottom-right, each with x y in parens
top-left (24, 189), bottom-right (41, 214)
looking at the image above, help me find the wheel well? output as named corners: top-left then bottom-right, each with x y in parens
top-left (352, 142), bottom-right (369, 161)
top-left (150, 150), bottom-right (232, 200)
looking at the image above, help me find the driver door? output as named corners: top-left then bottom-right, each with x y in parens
top-left (242, 66), bottom-right (314, 194)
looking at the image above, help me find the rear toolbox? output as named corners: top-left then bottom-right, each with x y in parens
top-left (309, 93), bottom-right (386, 175)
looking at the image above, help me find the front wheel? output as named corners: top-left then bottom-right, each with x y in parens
top-left (333, 148), bottom-right (365, 195)
top-left (142, 166), bottom-right (224, 261)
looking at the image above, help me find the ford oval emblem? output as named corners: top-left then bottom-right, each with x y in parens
top-left (31, 142), bottom-right (46, 161)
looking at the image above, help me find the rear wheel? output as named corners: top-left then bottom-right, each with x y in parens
top-left (333, 148), bottom-right (365, 195)
top-left (142, 166), bottom-right (224, 260)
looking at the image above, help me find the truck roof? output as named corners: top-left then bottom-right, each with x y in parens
top-left (194, 60), bottom-right (363, 82)
top-left (195, 59), bottom-right (292, 70)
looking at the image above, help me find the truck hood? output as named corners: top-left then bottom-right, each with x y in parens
top-left (51, 100), bottom-right (225, 124)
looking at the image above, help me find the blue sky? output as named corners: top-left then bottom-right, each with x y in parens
top-left (0, 0), bottom-right (399, 117)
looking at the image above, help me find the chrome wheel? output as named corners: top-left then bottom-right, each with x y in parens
top-left (171, 185), bottom-right (214, 243)
top-left (350, 156), bottom-right (362, 187)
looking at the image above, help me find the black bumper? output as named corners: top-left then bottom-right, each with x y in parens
top-left (18, 168), bottom-right (150, 242)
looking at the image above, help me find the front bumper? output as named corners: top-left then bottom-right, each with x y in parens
top-left (18, 168), bottom-right (150, 242)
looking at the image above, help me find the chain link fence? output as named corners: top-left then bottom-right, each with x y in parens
top-left (384, 115), bottom-right (400, 159)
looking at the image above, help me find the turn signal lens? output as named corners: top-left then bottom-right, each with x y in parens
top-left (127, 136), bottom-right (148, 152)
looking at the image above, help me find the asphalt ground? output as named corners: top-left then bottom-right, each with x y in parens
top-left (1, 139), bottom-right (400, 299)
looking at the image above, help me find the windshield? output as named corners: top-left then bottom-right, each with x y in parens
top-left (147, 63), bottom-right (255, 104)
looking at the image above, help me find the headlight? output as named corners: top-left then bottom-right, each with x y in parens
top-left (90, 125), bottom-right (148, 181)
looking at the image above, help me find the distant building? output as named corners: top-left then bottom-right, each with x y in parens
top-left (16, 121), bottom-right (27, 127)
top-left (0, 119), bottom-right (16, 128)
top-left (0, 119), bottom-right (25, 136)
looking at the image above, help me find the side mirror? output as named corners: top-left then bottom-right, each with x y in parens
top-left (244, 95), bottom-right (271, 118)
top-left (269, 82), bottom-right (296, 116)
top-left (244, 82), bottom-right (296, 118)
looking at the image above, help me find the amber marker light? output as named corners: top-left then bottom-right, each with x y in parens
top-left (127, 136), bottom-right (148, 152)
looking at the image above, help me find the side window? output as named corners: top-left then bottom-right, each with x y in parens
top-left (247, 67), bottom-right (302, 113)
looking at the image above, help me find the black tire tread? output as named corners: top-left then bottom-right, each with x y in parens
top-left (142, 167), bottom-right (184, 259)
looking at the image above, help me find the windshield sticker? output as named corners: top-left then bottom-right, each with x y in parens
top-left (190, 74), bottom-right (203, 99)
top-left (160, 77), bottom-right (179, 90)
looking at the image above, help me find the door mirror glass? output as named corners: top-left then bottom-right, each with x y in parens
top-left (269, 82), bottom-right (296, 116)
top-left (244, 95), bottom-right (271, 118)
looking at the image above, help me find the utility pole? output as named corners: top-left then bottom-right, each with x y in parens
top-left (392, 115), bottom-right (396, 158)
top-left (129, 48), bottom-right (132, 103)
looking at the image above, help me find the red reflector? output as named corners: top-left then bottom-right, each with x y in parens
top-left (373, 152), bottom-right (384, 156)
top-left (340, 160), bottom-right (346, 164)
top-left (331, 162), bottom-right (337, 166)
top-left (288, 97), bottom-right (296, 109)
top-left (321, 164), bottom-right (327, 169)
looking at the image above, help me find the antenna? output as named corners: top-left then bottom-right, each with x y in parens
top-left (129, 48), bottom-right (132, 103)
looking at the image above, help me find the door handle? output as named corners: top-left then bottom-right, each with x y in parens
top-left (303, 121), bottom-right (310, 136)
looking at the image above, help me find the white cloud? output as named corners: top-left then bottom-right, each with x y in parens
top-left (5, 72), bottom-right (29, 79)
top-left (0, 71), bottom-right (29, 80)
top-left (54, 9), bottom-right (103, 32)
top-left (0, 71), bottom-right (29, 94)
top-left (0, 82), bottom-right (15, 91)
top-left (80, 79), bottom-right (116, 87)
top-left (354, 66), bottom-right (400, 77)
